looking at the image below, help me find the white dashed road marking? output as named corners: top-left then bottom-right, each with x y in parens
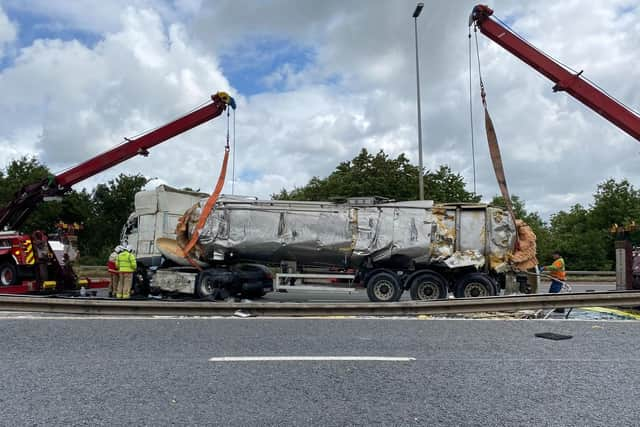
top-left (208, 356), bottom-right (416, 362)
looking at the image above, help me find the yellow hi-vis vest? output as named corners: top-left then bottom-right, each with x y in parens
top-left (116, 251), bottom-right (137, 273)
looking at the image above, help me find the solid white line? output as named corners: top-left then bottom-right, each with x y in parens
top-left (0, 315), bottom-right (636, 323)
top-left (208, 356), bottom-right (415, 362)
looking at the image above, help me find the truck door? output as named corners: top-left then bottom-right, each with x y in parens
top-left (137, 214), bottom-right (157, 257)
top-left (457, 207), bottom-right (487, 254)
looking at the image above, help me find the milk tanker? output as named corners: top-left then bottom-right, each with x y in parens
top-left (123, 188), bottom-right (536, 301)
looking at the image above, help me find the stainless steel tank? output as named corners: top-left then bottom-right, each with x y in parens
top-left (165, 196), bottom-right (518, 272)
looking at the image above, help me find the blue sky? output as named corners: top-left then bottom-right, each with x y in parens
top-left (0, 6), bottom-right (98, 71)
top-left (220, 37), bottom-right (315, 95)
top-left (3, 6), bottom-right (99, 48)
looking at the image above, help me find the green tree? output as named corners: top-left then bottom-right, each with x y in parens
top-left (274, 149), bottom-right (478, 203)
top-left (585, 179), bottom-right (640, 269)
top-left (424, 165), bottom-right (480, 203)
top-left (0, 156), bottom-right (92, 233)
top-left (274, 149), bottom-right (420, 201)
top-left (0, 156), bottom-right (51, 204)
top-left (81, 173), bottom-right (149, 263)
top-left (515, 179), bottom-right (640, 271)
top-left (589, 179), bottom-right (640, 230)
top-left (547, 204), bottom-right (610, 270)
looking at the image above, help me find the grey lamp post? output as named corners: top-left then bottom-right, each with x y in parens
top-left (413, 2), bottom-right (424, 200)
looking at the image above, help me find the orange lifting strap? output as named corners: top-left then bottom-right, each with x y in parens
top-left (179, 144), bottom-right (230, 269)
top-left (178, 107), bottom-right (233, 269)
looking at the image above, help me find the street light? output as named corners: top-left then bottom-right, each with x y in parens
top-left (412, 2), bottom-right (424, 200)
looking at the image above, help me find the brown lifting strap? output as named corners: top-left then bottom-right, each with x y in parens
top-left (482, 91), bottom-right (517, 229)
top-left (472, 24), bottom-right (518, 231)
top-left (178, 144), bottom-right (230, 270)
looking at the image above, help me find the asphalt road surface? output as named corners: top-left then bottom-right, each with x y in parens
top-left (1, 316), bottom-right (637, 426)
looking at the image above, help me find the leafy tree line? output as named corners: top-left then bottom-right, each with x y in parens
top-left (275, 148), bottom-right (640, 270)
top-left (273, 149), bottom-right (481, 203)
top-left (0, 156), bottom-right (148, 265)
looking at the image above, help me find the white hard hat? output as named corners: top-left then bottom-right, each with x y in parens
top-left (115, 245), bottom-right (124, 253)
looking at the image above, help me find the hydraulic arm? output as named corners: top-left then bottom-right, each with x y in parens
top-left (469, 5), bottom-right (640, 142)
top-left (0, 91), bottom-right (235, 230)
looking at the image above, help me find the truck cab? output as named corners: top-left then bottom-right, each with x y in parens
top-left (121, 185), bottom-right (208, 269)
top-left (122, 185), bottom-right (273, 299)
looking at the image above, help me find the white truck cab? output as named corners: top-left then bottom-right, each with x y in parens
top-left (121, 185), bottom-right (207, 268)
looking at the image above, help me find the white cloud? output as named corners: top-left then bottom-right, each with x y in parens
top-left (0, 1), bottom-right (639, 221)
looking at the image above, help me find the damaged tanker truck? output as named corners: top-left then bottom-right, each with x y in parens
top-left (123, 189), bottom-right (537, 301)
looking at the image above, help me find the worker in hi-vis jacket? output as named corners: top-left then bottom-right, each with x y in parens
top-left (541, 251), bottom-right (566, 294)
top-left (107, 246), bottom-right (121, 297)
top-left (115, 245), bottom-right (136, 299)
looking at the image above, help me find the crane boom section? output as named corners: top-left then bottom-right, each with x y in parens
top-left (0, 91), bottom-right (234, 230)
top-left (470, 5), bottom-right (640, 142)
top-left (56, 92), bottom-right (234, 187)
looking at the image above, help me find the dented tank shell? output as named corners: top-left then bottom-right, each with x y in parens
top-left (183, 197), bottom-right (516, 272)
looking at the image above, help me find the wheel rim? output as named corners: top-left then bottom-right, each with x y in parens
top-left (373, 279), bottom-right (395, 301)
top-left (200, 277), bottom-right (217, 297)
top-left (416, 281), bottom-right (440, 300)
top-left (463, 281), bottom-right (490, 298)
top-left (1, 268), bottom-right (13, 286)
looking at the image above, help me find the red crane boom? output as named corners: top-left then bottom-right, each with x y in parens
top-left (0, 91), bottom-right (235, 229)
top-left (469, 5), bottom-right (640, 142)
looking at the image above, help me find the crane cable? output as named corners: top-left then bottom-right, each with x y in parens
top-left (178, 106), bottom-right (232, 269)
top-left (473, 24), bottom-right (518, 231)
top-left (468, 27), bottom-right (477, 195)
top-left (232, 108), bottom-right (236, 195)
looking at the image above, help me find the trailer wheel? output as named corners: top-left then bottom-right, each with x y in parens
top-left (0, 262), bottom-right (18, 286)
top-left (454, 273), bottom-right (496, 298)
top-left (409, 272), bottom-right (448, 300)
top-left (196, 271), bottom-right (228, 300)
top-left (366, 271), bottom-right (402, 302)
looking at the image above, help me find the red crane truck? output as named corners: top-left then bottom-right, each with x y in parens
top-left (469, 4), bottom-right (640, 142)
top-left (470, 5), bottom-right (640, 288)
top-left (0, 91), bottom-right (235, 294)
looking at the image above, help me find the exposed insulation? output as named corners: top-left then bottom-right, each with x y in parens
top-left (510, 219), bottom-right (538, 271)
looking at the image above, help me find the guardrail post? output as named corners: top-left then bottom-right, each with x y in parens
top-left (504, 271), bottom-right (519, 295)
top-left (615, 240), bottom-right (632, 290)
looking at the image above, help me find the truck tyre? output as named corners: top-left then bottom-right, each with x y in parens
top-left (454, 273), bottom-right (496, 298)
top-left (132, 266), bottom-right (150, 297)
top-left (196, 270), bottom-right (228, 300)
top-left (366, 271), bottom-right (402, 302)
top-left (0, 262), bottom-right (18, 286)
top-left (409, 272), bottom-right (448, 300)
